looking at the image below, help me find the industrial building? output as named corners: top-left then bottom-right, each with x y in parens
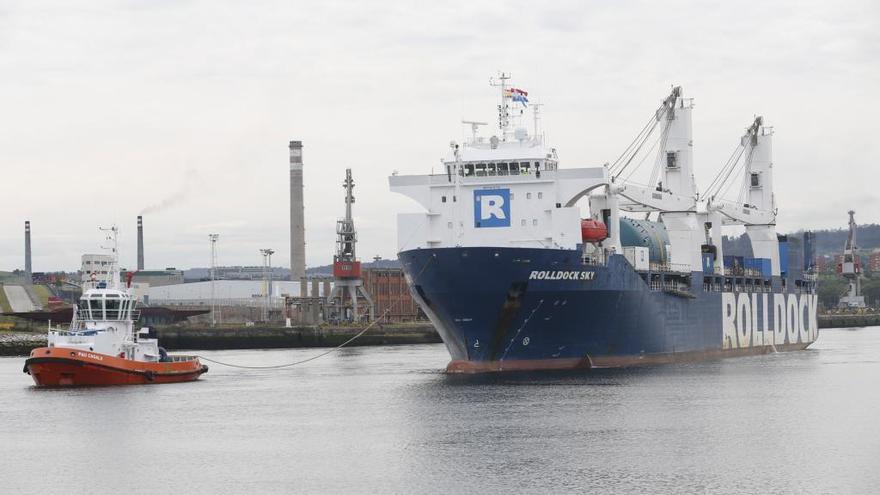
top-left (80, 254), bottom-right (114, 286)
top-left (125, 269), bottom-right (184, 288)
top-left (361, 268), bottom-right (423, 322)
top-left (869, 250), bottom-right (880, 273)
top-left (146, 280), bottom-right (312, 307)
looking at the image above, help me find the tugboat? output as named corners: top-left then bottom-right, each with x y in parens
top-left (23, 227), bottom-right (207, 386)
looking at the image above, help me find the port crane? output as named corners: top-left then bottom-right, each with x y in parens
top-left (327, 168), bottom-right (375, 322)
top-left (837, 210), bottom-right (865, 308)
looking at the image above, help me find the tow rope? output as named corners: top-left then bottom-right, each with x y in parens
top-left (195, 309), bottom-right (390, 370)
top-left (194, 256), bottom-right (434, 370)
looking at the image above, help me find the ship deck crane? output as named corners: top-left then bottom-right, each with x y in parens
top-left (594, 86), bottom-right (704, 272)
top-left (698, 115), bottom-right (782, 276)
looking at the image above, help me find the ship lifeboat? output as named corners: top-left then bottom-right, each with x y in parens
top-left (24, 347), bottom-right (208, 387)
top-left (580, 218), bottom-right (608, 243)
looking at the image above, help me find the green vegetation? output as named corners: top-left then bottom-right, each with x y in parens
top-left (816, 272), bottom-right (880, 309)
top-left (0, 271), bottom-right (22, 283)
top-left (817, 275), bottom-right (847, 310)
top-left (31, 285), bottom-right (52, 306)
top-left (0, 285), bottom-right (11, 313)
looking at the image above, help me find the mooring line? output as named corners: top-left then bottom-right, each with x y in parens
top-left (195, 255), bottom-right (435, 370)
top-left (196, 313), bottom-right (387, 370)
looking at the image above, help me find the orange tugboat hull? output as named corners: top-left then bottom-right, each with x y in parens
top-left (24, 347), bottom-right (208, 387)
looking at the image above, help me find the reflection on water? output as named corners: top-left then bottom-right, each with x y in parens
top-left (2, 328), bottom-right (879, 494)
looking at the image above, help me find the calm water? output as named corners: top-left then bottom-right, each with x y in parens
top-left (2, 328), bottom-right (879, 495)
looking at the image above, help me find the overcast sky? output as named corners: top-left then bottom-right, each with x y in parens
top-left (1, 0), bottom-right (878, 272)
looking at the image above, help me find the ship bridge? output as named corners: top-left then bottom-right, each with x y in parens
top-left (391, 73), bottom-right (609, 252)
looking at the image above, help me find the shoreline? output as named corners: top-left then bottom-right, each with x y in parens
top-left (3, 317), bottom-right (878, 357)
top-left (0, 323), bottom-right (441, 357)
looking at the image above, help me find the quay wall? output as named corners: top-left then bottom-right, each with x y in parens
top-left (0, 323), bottom-right (440, 357)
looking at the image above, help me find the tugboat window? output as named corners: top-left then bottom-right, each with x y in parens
top-left (105, 299), bottom-right (120, 320)
top-left (89, 299), bottom-right (104, 320)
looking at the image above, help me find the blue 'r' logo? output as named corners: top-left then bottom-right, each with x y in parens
top-left (474, 189), bottom-right (510, 228)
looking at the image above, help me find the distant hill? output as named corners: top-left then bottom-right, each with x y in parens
top-left (723, 224), bottom-right (880, 258)
top-left (791, 224), bottom-right (880, 257)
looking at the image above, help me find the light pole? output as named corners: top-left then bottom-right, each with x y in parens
top-left (209, 234), bottom-right (219, 326)
top-left (260, 248), bottom-right (275, 322)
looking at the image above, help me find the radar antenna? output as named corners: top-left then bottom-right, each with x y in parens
top-left (461, 120), bottom-right (488, 143)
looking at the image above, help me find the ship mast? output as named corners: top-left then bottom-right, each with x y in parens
top-left (99, 225), bottom-right (120, 290)
top-left (490, 72), bottom-right (512, 141)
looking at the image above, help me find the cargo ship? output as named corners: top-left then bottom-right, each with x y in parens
top-left (23, 227), bottom-right (207, 386)
top-left (389, 74), bottom-right (818, 373)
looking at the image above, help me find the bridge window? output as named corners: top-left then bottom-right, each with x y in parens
top-left (520, 162), bottom-right (531, 174)
top-left (521, 219), bottom-right (526, 226)
top-left (464, 164), bottom-right (474, 176)
top-left (497, 163), bottom-right (509, 175)
top-left (666, 151), bottom-right (678, 168)
top-left (526, 192), bottom-right (532, 199)
top-left (89, 299), bottom-right (104, 320)
top-left (441, 196), bottom-right (447, 203)
top-left (510, 162), bottom-right (520, 174)
top-left (105, 299), bottom-right (120, 320)
top-left (750, 173), bottom-right (760, 187)
top-left (532, 219), bottom-right (538, 226)
top-left (537, 192), bottom-right (543, 199)
top-left (475, 164), bottom-right (487, 177)
top-left (487, 163), bottom-right (497, 176)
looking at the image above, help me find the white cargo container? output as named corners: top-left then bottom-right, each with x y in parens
top-left (623, 246), bottom-right (649, 271)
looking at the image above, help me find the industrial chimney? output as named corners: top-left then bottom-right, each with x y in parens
top-left (289, 140), bottom-right (306, 280)
top-left (137, 215), bottom-right (145, 271)
top-left (24, 221), bottom-right (32, 283)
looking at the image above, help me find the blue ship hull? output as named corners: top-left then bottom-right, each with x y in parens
top-left (399, 247), bottom-right (818, 373)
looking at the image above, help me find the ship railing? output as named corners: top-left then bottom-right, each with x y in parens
top-left (165, 354), bottom-right (198, 363)
top-left (149, 298), bottom-right (286, 308)
top-left (649, 280), bottom-right (690, 292)
top-left (649, 262), bottom-right (692, 273)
